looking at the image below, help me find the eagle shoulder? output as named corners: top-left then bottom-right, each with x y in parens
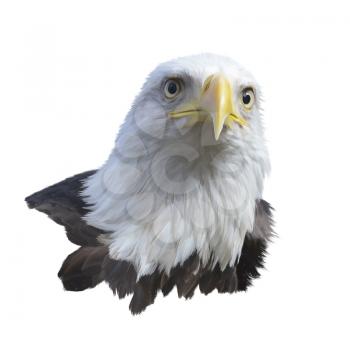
top-left (25, 170), bottom-right (105, 246)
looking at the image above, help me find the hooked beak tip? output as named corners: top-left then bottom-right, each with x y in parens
top-left (214, 124), bottom-right (223, 140)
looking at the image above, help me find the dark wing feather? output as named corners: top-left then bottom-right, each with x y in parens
top-left (102, 258), bottom-right (137, 299)
top-left (234, 199), bottom-right (274, 290)
top-left (58, 246), bottom-right (108, 291)
top-left (25, 170), bottom-right (105, 246)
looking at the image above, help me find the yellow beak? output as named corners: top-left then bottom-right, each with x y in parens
top-left (199, 74), bottom-right (246, 140)
top-left (169, 73), bottom-right (247, 140)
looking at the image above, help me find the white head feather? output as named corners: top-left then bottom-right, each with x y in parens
top-left (82, 54), bottom-right (270, 278)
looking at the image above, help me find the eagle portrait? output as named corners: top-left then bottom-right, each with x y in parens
top-left (26, 54), bottom-right (274, 314)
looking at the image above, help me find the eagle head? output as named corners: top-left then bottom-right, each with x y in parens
top-left (83, 53), bottom-right (270, 277)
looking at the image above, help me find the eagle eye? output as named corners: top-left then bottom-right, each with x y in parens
top-left (241, 87), bottom-right (255, 109)
top-left (164, 79), bottom-right (181, 99)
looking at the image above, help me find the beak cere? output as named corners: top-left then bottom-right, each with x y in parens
top-left (199, 74), bottom-right (245, 140)
top-left (169, 73), bottom-right (247, 140)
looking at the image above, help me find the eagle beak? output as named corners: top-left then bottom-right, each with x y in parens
top-left (199, 73), bottom-right (247, 140)
top-left (169, 73), bottom-right (247, 140)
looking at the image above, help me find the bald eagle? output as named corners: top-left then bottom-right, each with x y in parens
top-left (26, 54), bottom-right (273, 314)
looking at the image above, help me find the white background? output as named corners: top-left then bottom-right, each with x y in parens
top-left (1, 1), bottom-right (349, 349)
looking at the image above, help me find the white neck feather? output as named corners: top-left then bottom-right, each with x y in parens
top-left (82, 114), bottom-right (270, 278)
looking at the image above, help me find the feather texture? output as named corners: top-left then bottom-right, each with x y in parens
top-left (82, 55), bottom-right (270, 277)
top-left (26, 54), bottom-right (274, 314)
top-left (27, 171), bottom-right (273, 314)
top-left (26, 170), bottom-right (103, 246)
